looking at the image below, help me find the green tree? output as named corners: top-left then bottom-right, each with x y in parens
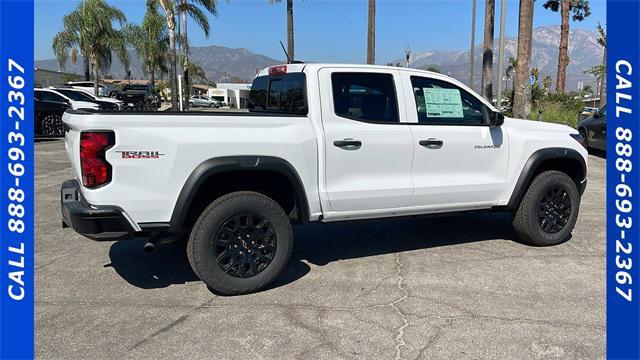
top-left (269, 0), bottom-right (295, 61)
top-left (542, 0), bottom-right (591, 93)
top-left (125, 3), bottom-right (169, 87)
top-left (596, 22), bottom-right (606, 107)
top-left (505, 56), bottom-right (517, 92)
top-left (178, 0), bottom-right (218, 110)
top-left (542, 74), bottom-right (553, 93)
top-left (52, 1), bottom-right (90, 80)
top-left (53, 0), bottom-right (129, 96)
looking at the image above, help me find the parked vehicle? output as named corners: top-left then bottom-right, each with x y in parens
top-left (116, 84), bottom-right (161, 110)
top-left (35, 97), bottom-right (68, 136)
top-left (65, 81), bottom-right (109, 97)
top-left (61, 64), bottom-right (588, 295)
top-left (578, 105), bottom-right (606, 152)
top-left (52, 87), bottom-right (122, 111)
top-left (578, 106), bottom-right (598, 123)
top-left (35, 88), bottom-right (100, 111)
top-left (189, 95), bottom-right (218, 108)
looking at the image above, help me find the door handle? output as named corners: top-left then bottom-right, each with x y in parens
top-left (419, 138), bottom-right (444, 149)
top-left (333, 139), bottom-right (362, 150)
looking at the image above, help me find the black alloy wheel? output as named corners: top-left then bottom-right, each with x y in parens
top-left (41, 114), bottom-right (64, 137)
top-left (512, 170), bottom-right (580, 246)
top-left (213, 213), bottom-right (277, 278)
top-left (187, 191), bottom-right (293, 295)
top-left (537, 186), bottom-right (572, 234)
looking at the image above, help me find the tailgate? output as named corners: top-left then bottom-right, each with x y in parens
top-left (62, 111), bottom-right (85, 182)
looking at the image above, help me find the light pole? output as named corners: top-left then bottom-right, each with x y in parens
top-left (405, 46), bottom-right (411, 68)
top-left (495, 0), bottom-right (507, 110)
top-left (469, 0), bottom-right (477, 89)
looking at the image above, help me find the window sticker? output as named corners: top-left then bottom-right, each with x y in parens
top-left (423, 88), bottom-right (464, 118)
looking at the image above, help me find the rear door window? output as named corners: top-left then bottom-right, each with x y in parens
top-left (249, 73), bottom-right (307, 115)
top-left (331, 73), bottom-right (399, 123)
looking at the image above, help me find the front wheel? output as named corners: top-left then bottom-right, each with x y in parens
top-left (513, 170), bottom-right (580, 246)
top-left (187, 191), bottom-right (293, 295)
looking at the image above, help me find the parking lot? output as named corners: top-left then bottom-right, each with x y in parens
top-left (36, 138), bottom-right (605, 359)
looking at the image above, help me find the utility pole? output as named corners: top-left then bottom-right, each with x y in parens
top-left (405, 46), bottom-right (411, 68)
top-left (495, 0), bottom-right (507, 111)
top-left (469, 0), bottom-right (477, 89)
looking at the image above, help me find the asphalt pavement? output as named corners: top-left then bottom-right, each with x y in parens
top-left (35, 138), bottom-right (606, 359)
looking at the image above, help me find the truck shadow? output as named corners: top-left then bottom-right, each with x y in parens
top-left (292, 212), bottom-right (517, 266)
top-left (107, 212), bottom-right (517, 291)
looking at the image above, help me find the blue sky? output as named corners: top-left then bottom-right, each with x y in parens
top-left (34, 0), bottom-right (606, 63)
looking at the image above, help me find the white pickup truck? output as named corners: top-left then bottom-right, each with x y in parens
top-left (61, 64), bottom-right (588, 295)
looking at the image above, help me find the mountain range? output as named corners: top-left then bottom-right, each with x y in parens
top-left (35, 45), bottom-right (281, 83)
top-left (35, 26), bottom-right (603, 90)
top-left (393, 26), bottom-right (603, 91)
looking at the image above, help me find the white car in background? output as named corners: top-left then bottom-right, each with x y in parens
top-left (189, 95), bottom-right (218, 108)
top-left (52, 87), bottom-right (123, 111)
top-left (34, 88), bottom-right (100, 111)
top-left (65, 81), bottom-right (114, 97)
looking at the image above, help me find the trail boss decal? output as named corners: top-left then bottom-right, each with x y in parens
top-left (116, 151), bottom-right (165, 159)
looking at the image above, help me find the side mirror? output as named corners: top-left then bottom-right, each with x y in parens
top-left (593, 111), bottom-right (600, 119)
top-left (489, 111), bottom-right (504, 127)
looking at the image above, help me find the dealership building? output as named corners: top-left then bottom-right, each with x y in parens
top-left (208, 83), bottom-right (252, 109)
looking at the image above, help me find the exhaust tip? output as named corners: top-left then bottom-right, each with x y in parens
top-left (143, 242), bottom-right (155, 253)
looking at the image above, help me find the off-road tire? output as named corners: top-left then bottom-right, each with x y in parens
top-left (513, 170), bottom-right (580, 246)
top-left (187, 191), bottom-right (293, 295)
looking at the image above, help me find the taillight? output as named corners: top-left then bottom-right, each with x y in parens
top-left (80, 131), bottom-right (114, 188)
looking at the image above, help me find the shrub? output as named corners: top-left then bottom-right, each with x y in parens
top-left (532, 93), bottom-right (583, 128)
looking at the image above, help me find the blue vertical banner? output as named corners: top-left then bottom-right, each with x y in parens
top-left (607, 0), bottom-right (640, 359)
top-left (0, 0), bottom-right (35, 359)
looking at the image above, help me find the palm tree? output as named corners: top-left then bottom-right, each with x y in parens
top-left (584, 64), bottom-right (604, 99)
top-left (269, 0), bottom-right (295, 61)
top-left (367, 0), bottom-right (375, 64)
top-left (596, 22), bottom-right (606, 107)
top-left (513, 0), bottom-right (534, 118)
top-left (542, 74), bottom-right (553, 93)
top-left (505, 56), bottom-right (517, 91)
top-left (125, 4), bottom-right (168, 87)
top-left (481, 0), bottom-right (495, 101)
top-left (53, 0), bottom-right (128, 96)
top-left (153, 0), bottom-right (179, 110)
top-left (178, 0), bottom-right (218, 110)
top-left (542, 0), bottom-right (591, 93)
top-left (52, 1), bottom-right (91, 81)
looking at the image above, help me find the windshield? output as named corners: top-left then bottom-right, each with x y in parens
top-left (56, 89), bottom-right (94, 101)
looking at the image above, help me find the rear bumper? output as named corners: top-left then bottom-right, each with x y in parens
top-left (61, 179), bottom-right (136, 241)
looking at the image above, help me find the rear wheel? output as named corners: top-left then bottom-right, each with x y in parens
top-left (40, 114), bottom-right (64, 137)
top-left (513, 171), bottom-right (580, 246)
top-left (187, 191), bottom-right (293, 295)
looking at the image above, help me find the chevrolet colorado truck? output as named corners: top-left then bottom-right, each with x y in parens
top-left (61, 64), bottom-right (588, 295)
